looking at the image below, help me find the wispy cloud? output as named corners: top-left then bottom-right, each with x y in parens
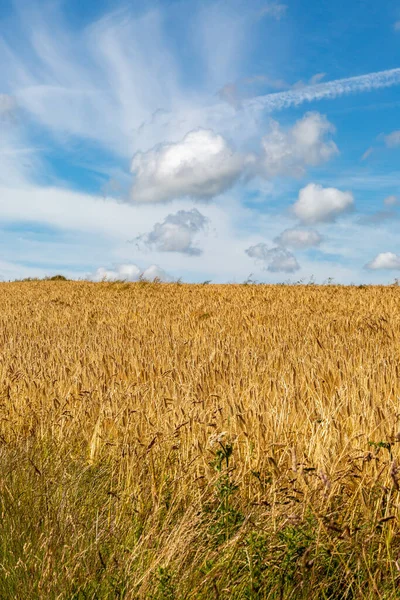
top-left (1, 1), bottom-right (400, 285)
top-left (384, 130), bottom-right (400, 147)
top-left (358, 210), bottom-right (398, 226)
top-left (4, 3), bottom-right (399, 167)
top-left (0, 94), bottom-right (17, 118)
top-left (358, 194), bottom-right (400, 225)
top-left (361, 147), bottom-right (374, 161)
top-left (245, 68), bottom-right (400, 113)
top-left (260, 3), bottom-right (288, 20)
top-left (3, 7), bottom-right (184, 158)
top-left (384, 195), bottom-right (399, 206)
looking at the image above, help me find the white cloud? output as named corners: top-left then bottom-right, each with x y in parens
top-left (293, 183), bottom-right (354, 224)
top-left (5, 8), bottom-right (185, 158)
top-left (384, 195), bottom-right (399, 206)
top-left (358, 210), bottom-right (398, 225)
top-left (274, 227), bottom-right (322, 249)
top-left (90, 264), bottom-right (141, 281)
top-left (0, 181), bottom-right (399, 285)
top-left (245, 67), bottom-right (400, 113)
top-left (384, 130), bottom-right (400, 147)
top-left (130, 129), bottom-right (245, 203)
top-left (0, 183), bottom-right (229, 243)
top-left (0, 123), bottom-right (43, 187)
top-left (218, 83), bottom-right (242, 109)
top-left (361, 147), bottom-right (373, 161)
top-left (244, 75), bottom-right (288, 90)
top-left (142, 264), bottom-right (172, 281)
top-left (365, 252), bottom-right (400, 270)
top-left (4, 3), bottom-right (400, 162)
top-left (394, 21), bottom-right (400, 31)
top-left (136, 208), bottom-right (209, 255)
top-left (292, 73), bottom-right (326, 89)
top-left (3, 3), bottom-right (258, 159)
top-left (260, 3), bottom-right (288, 20)
top-left (258, 112), bottom-right (338, 177)
top-left (88, 263), bottom-right (171, 281)
top-left (2, 4), bottom-right (400, 287)
top-left (217, 75), bottom-right (289, 110)
top-left (309, 73), bottom-right (326, 85)
top-left (0, 94), bottom-right (16, 118)
top-left (245, 243), bottom-right (300, 272)
top-left (134, 69), bottom-right (400, 151)
top-left (196, 3), bottom-right (249, 91)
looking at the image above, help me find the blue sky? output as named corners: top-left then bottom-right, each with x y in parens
top-left (1, 0), bottom-right (400, 283)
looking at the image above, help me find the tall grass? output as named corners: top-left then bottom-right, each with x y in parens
top-left (0, 281), bottom-right (400, 598)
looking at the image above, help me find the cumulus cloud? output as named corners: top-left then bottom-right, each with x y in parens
top-left (88, 263), bottom-right (171, 281)
top-left (293, 183), bottom-right (354, 224)
top-left (260, 3), bottom-right (288, 20)
top-left (245, 243), bottom-right (300, 272)
top-left (384, 130), bottom-right (400, 147)
top-left (142, 264), bottom-right (172, 281)
top-left (130, 129), bottom-right (245, 203)
top-left (258, 112), bottom-right (338, 178)
top-left (89, 264), bottom-right (141, 282)
top-left (274, 227), bottom-right (322, 249)
top-left (136, 208), bottom-right (209, 255)
top-left (365, 252), bottom-right (400, 270)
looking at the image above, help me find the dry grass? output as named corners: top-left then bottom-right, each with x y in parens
top-left (1, 280), bottom-right (400, 598)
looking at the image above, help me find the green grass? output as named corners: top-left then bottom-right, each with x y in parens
top-left (0, 437), bottom-right (399, 599)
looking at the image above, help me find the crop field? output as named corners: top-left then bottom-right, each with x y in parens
top-left (1, 280), bottom-right (400, 599)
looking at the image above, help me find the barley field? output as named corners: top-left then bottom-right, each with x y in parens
top-left (1, 280), bottom-right (400, 599)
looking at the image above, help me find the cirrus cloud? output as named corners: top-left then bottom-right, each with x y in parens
top-left (0, 94), bottom-right (17, 118)
top-left (260, 3), bottom-right (288, 20)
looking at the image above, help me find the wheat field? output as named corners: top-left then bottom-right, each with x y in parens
top-left (1, 280), bottom-right (400, 598)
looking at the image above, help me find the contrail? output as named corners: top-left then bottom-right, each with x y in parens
top-left (244, 67), bottom-right (400, 113)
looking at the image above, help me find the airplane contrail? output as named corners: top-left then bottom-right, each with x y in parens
top-left (244, 67), bottom-right (400, 113)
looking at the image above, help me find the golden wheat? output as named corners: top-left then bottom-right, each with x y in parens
top-left (0, 280), bottom-right (400, 598)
